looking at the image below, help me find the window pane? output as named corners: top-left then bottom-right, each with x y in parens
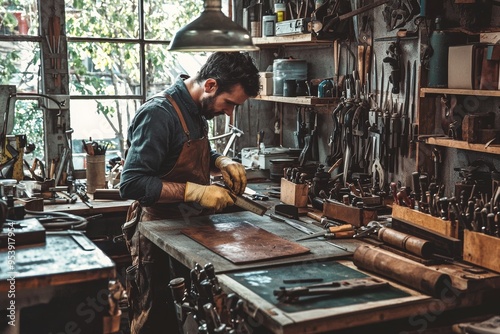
top-left (68, 42), bottom-right (140, 96)
top-left (66, 0), bottom-right (139, 39)
top-left (0, 0), bottom-right (38, 36)
top-left (143, 0), bottom-right (203, 40)
top-left (13, 99), bottom-right (44, 165)
top-left (145, 44), bottom-right (209, 96)
top-left (0, 41), bottom-right (40, 93)
top-left (70, 98), bottom-right (139, 169)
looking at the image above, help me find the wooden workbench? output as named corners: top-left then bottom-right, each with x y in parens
top-left (139, 210), bottom-right (500, 333)
top-left (0, 231), bottom-right (116, 334)
top-left (43, 196), bottom-right (133, 216)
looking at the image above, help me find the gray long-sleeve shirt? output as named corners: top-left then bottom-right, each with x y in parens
top-left (119, 77), bottom-right (220, 206)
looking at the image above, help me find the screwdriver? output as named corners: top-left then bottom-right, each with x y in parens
top-left (295, 225), bottom-right (354, 241)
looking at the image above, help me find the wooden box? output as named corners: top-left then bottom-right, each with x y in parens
top-left (463, 230), bottom-right (500, 273)
top-left (391, 205), bottom-right (459, 239)
top-left (280, 178), bottom-right (308, 207)
top-left (323, 200), bottom-right (377, 227)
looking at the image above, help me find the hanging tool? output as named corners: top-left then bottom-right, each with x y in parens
top-left (400, 60), bottom-right (411, 157)
top-left (383, 39), bottom-right (402, 94)
top-left (409, 60), bottom-right (418, 157)
top-left (310, 111), bottom-right (319, 162)
top-left (299, 109), bottom-right (315, 166)
top-left (293, 107), bottom-right (306, 149)
top-left (315, 0), bottom-right (390, 35)
top-left (357, 15), bottom-right (373, 90)
top-left (370, 131), bottom-right (384, 191)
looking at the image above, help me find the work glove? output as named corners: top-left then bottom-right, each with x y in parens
top-left (215, 156), bottom-right (247, 195)
top-left (184, 182), bottom-right (235, 211)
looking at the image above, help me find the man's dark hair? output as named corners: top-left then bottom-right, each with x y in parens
top-left (196, 52), bottom-right (260, 97)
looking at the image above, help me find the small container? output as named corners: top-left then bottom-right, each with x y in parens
top-left (272, 59), bottom-right (308, 96)
top-left (262, 13), bottom-right (276, 37)
top-left (16, 182), bottom-right (26, 198)
top-left (296, 80), bottom-right (309, 96)
top-left (274, 2), bottom-right (286, 22)
top-left (283, 79), bottom-right (297, 97)
top-left (86, 154), bottom-right (107, 193)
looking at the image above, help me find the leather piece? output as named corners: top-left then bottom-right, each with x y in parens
top-left (181, 221), bottom-right (310, 264)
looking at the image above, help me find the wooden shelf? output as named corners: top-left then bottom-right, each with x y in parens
top-left (420, 87), bottom-right (500, 98)
top-left (253, 34), bottom-right (332, 47)
top-left (425, 137), bottom-right (500, 154)
top-left (252, 95), bottom-right (338, 106)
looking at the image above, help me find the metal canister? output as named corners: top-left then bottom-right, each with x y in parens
top-left (428, 17), bottom-right (450, 88)
top-left (262, 13), bottom-right (276, 37)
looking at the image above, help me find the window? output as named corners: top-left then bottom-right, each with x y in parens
top-left (1, 0), bottom-right (219, 176)
top-left (0, 1), bottom-right (42, 170)
top-left (65, 0), bottom-right (208, 168)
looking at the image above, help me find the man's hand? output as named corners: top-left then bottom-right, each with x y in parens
top-left (184, 182), bottom-right (235, 211)
top-left (215, 156), bottom-right (247, 195)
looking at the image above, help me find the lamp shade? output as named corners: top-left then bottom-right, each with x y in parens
top-left (168, 0), bottom-right (259, 52)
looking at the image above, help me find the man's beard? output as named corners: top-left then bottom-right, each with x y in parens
top-left (200, 95), bottom-right (223, 120)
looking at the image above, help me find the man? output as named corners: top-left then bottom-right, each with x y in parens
top-left (119, 52), bottom-right (260, 334)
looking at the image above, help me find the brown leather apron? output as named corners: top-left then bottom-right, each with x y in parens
top-left (123, 94), bottom-right (210, 334)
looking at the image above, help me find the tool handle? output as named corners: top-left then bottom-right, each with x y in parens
top-left (331, 230), bottom-right (355, 238)
top-left (327, 224), bottom-right (354, 233)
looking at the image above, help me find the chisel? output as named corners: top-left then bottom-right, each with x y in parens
top-left (295, 225), bottom-right (354, 241)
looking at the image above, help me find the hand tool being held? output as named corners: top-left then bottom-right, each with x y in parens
top-left (185, 182), bottom-right (235, 212)
top-left (215, 155), bottom-right (247, 195)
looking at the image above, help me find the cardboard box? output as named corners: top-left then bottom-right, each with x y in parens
top-left (259, 72), bottom-right (273, 96)
top-left (448, 44), bottom-right (483, 89)
top-left (280, 178), bottom-right (308, 207)
top-left (463, 230), bottom-right (500, 273)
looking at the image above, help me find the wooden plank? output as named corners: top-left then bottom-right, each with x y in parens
top-left (420, 87), bottom-right (500, 98)
top-left (253, 34), bottom-right (332, 46)
top-left (425, 137), bottom-right (500, 154)
top-left (392, 205), bottom-right (459, 238)
top-left (463, 230), bottom-right (500, 273)
top-left (44, 198), bottom-right (133, 215)
top-left (481, 31), bottom-right (500, 44)
top-left (253, 95), bottom-right (338, 106)
top-left (0, 232), bottom-right (115, 291)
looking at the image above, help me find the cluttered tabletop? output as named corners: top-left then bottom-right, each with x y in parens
top-left (138, 178), bottom-right (500, 333)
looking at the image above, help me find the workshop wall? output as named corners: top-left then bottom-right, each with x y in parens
top-left (234, 0), bottom-right (500, 199)
top-left (238, 3), bottom-right (422, 189)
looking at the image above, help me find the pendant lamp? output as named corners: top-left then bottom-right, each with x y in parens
top-left (168, 0), bottom-right (259, 52)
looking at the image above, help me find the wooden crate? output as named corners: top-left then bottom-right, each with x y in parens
top-left (323, 201), bottom-right (377, 227)
top-left (463, 230), bottom-right (500, 273)
top-left (391, 205), bottom-right (459, 239)
top-left (280, 178), bottom-right (308, 207)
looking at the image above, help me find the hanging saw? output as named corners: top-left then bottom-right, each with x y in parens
top-left (311, 0), bottom-right (390, 36)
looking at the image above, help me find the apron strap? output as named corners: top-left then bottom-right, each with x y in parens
top-left (165, 94), bottom-right (190, 140)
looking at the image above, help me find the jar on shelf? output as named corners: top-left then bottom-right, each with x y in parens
top-left (0, 179), bottom-right (17, 200)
